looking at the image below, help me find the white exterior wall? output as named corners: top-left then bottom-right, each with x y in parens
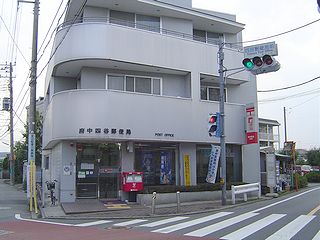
top-left (42, 0), bottom-right (260, 203)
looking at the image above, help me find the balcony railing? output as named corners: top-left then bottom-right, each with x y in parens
top-left (56, 17), bottom-right (243, 50)
top-left (259, 132), bottom-right (279, 141)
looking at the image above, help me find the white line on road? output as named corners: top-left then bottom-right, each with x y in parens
top-left (221, 214), bottom-right (286, 240)
top-left (139, 216), bottom-right (189, 227)
top-left (312, 230), bottom-right (320, 240)
top-left (152, 212), bottom-right (233, 234)
top-left (265, 215), bottom-right (316, 240)
top-left (185, 212), bottom-right (259, 237)
top-left (74, 220), bottom-right (112, 227)
top-left (113, 219), bottom-right (147, 227)
top-left (15, 214), bottom-right (73, 226)
top-left (252, 187), bottom-right (320, 213)
top-left (0, 207), bottom-right (11, 210)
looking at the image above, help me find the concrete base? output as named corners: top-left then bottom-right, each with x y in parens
top-left (265, 193), bottom-right (279, 198)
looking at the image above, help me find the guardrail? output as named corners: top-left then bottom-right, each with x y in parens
top-left (231, 182), bottom-right (261, 204)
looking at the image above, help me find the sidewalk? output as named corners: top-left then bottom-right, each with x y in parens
top-left (41, 196), bottom-right (267, 220)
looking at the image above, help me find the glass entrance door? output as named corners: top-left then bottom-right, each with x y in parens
top-left (76, 143), bottom-right (121, 199)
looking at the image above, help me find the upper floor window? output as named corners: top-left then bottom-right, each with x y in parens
top-left (107, 74), bottom-right (162, 95)
top-left (109, 10), bottom-right (160, 33)
top-left (193, 29), bottom-right (223, 45)
top-left (201, 86), bottom-right (226, 102)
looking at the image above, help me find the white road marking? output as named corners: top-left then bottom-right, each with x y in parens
top-left (185, 212), bottom-right (259, 237)
top-left (312, 230), bottom-right (320, 240)
top-left (113, 219), bottom-right (147, 226)
top-left (0, 207), bottom-right (11, 210)
top-left (75, 220), bottom-right (112, 227)
top-left (139, 216), bottom-right (189, 227)
top-left (265, 215), bottom-right (316, 240)
top-left (252, 187), bottom-right (320, 213)
top-left (221, 214), bottom-right (286, 240)
top-left (152, 212), bottom-right (233, 234)
top-left (15, 214), bottom-right (73, 226)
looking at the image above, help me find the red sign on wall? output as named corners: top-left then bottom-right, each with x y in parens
top-left (246, 132), bottom-right (258, 144)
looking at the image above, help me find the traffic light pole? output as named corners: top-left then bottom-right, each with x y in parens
top-left (218, 40), bottom-right (227, 206)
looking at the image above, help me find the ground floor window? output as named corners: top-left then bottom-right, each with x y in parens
top-left (196, 144), bottom-right (242, 184)
top-left (134, 143), bottom-right (176, 186)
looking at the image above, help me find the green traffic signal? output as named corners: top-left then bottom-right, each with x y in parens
top-left (242, 58), bottom-right (254, 69)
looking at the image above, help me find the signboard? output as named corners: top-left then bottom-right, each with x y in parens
top-left (266, 153), bottom-right (276, 188)
top-left (184, 155), bottom-right (191, 186)
top-left (28, 133), bottom-right (36, 162)
top-left (246, 105), bottom-right (258, 144)
top-left (206, 145), bottom-right (221, 183)
top-left (244, 41), bottom-right (278, 58)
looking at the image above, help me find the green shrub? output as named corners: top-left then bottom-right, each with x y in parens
top-left (293, 173), bottom-right (308, 189)
top-left (305, 172), bottom-right (320, 183)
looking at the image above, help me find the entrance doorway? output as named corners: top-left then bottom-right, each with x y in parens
top-left (76, 143), bottom-right (121, 199)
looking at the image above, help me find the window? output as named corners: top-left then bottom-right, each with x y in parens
top-left (193, 29), bottom-right (223, 45)
top-left (136, 14), bottom-right (160, 33)
top-left (107, 75), bottom-right (124, 91)
top-left (193, 29), bottom-right (206, 42)
top-left (110, 10), bottom-right (135, 27)
top-left (107, 74), bottom-right (162, 95)
top-left (201, 86), bottom-right (226, 102)
top-left (136, 77), bottom-right (151, 94)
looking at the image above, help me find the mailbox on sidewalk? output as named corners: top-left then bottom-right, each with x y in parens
top-left (122, 172), bottom-right (143, 192)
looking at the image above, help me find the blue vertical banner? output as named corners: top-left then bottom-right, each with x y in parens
top-left (160, 151), bottom-right (172, 184)
top-left (206, 145), bottom-right (221, 183)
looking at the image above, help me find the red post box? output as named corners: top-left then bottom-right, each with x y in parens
top-left (122, 172), bottom-right (143, 192)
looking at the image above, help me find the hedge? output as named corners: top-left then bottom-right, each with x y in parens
top-left (293, 173), bottom-right (308, 188)
top-left (305, 172), bottom-right (320, 183)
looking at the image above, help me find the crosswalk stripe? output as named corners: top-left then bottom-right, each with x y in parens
top-left (185, 212), bottom-right (259, 237)
top-left (139, 217), bottom-right (189, 227)
top-left (114, 219), bottom-right (148, 227)
top-left (75, 220), bottom-right (112, 227)
top-left (265, 215), bottom-right (316, 240)
top-left (152, 212), bottom-right (233, 234)
top-left (312, 230), bottom-right (320, 240)
top-left (221, 214), bottom-right (286, 240)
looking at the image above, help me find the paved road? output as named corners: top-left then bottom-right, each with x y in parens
top-left (19, 186), bottom-right (320, 240)
top-left (1, 180), bottom-right (320, 239)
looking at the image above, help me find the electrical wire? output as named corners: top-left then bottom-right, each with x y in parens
top-left (0, 15), bottom-right (30, 66)
top-left (258, 76), bottom-right (320, 93)
top-left (37, 0), bottom-right (87, 79)
top-left (258, 88), bottom-right (320, 104)
top-left (37, 0), bottom-right (68, 63)
top-left (226, 18), bottom-right (320, 45)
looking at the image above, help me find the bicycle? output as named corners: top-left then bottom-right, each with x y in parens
top-left (46, 180), bottom-right (58, 206)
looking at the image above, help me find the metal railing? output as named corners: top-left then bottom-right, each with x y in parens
top-left (56, 17), bottom-right (243, 51)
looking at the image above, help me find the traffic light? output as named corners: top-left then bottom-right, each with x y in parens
top-left (242, 54), bottom-right (280, 75)
top-left (208, 113), bottom-right (221, 137)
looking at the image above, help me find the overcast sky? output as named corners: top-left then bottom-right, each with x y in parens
top-left (0, 0), bottom-right (319, 152)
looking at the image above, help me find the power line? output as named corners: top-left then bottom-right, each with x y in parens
top-left (227, 18), bottom-right (320, 45)
top-left (37, 0), bottom-right (87, 79)
top-left (258, 88), bottom-right (320, 103)
top-left (0, 15), bottom-right (30, 66)
top-left (258, 76), bottom-right (320, 93)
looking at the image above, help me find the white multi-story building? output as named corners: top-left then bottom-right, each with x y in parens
top-left (42, 0), bottom-right (260, 203)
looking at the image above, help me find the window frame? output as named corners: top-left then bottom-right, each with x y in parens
top-left (200, 86), bottom-right (227, 102)
top-left (106, 74), bottom-right (162, 96)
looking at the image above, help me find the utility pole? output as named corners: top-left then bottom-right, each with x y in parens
top-left (218, 40), bottom-right (227, 206)
top-left (283, 107), bottom-right (288, 143)
top-left (28, 0), bottom-right (39, 165)
top-left (9, 62), bottom-right (15, 185)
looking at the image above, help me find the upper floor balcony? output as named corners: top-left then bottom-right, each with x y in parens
top-left (42, 89), bottom-right (246, 149)
top-left (46, 17), bottom-right (248, 92)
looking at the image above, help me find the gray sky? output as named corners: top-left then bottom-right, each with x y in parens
top-left (0, 0), bottom-right (319, 152)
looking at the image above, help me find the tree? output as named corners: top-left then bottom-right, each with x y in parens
top-left (306, 148), bottom-right (320, 166)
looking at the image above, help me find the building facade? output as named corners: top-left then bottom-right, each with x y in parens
top-left (259, 118), bottom-right (281, 151)
top-left (42, 0), bottom-right (260, 202)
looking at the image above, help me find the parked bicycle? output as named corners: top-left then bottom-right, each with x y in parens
top-left (46, 180), bottom-right (58, 206)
